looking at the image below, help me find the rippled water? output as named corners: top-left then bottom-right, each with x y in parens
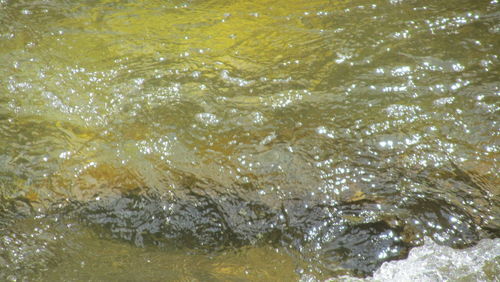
top-left (0, 0), bottom-right (498, 280)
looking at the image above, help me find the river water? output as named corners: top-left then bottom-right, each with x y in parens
top-left (0, 0), bottom-right (498, 280)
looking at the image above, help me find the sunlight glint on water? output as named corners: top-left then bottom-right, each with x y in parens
top-left (0, 0), bottom-right (498, 280)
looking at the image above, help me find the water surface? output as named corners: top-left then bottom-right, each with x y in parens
top-left (0, 0), bottom-right (498, 280)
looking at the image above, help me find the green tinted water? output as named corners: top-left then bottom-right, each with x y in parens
top-left (0, 0), bottom-right (498, 280)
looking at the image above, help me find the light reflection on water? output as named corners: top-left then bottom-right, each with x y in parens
top-left (0, 0), bottom-right (498, 280)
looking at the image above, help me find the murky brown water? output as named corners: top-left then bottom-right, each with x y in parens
top-left (0, 0), bottom-right (498, 280)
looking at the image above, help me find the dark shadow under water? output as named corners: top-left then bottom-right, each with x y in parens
top-left (2, 161), bottom-right (496, 280)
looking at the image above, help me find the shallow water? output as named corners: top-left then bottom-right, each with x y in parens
top-left (0, 0), bottom-right (498, 280)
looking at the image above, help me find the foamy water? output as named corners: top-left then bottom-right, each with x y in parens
top-left (315, 238), bottom-right (500, 282)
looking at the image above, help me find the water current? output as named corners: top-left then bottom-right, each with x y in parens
top-left (0, 0), bottom-right (499, 280)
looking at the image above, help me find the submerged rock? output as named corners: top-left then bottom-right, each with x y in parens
top-left (0, 163), bottom-right (496, 279)
top-left (68, 179), bottom-right (485, 277)
top-left (76, 190), bottom-right (409, 276)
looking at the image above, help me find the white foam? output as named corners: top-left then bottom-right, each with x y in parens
top-left (319, 238), bottom-right (500, 282)
top-left (370, 238), bottom-right (499, 281)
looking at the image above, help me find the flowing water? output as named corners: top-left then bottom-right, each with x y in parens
top-left (0, 0), bottom-right (499, 280)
